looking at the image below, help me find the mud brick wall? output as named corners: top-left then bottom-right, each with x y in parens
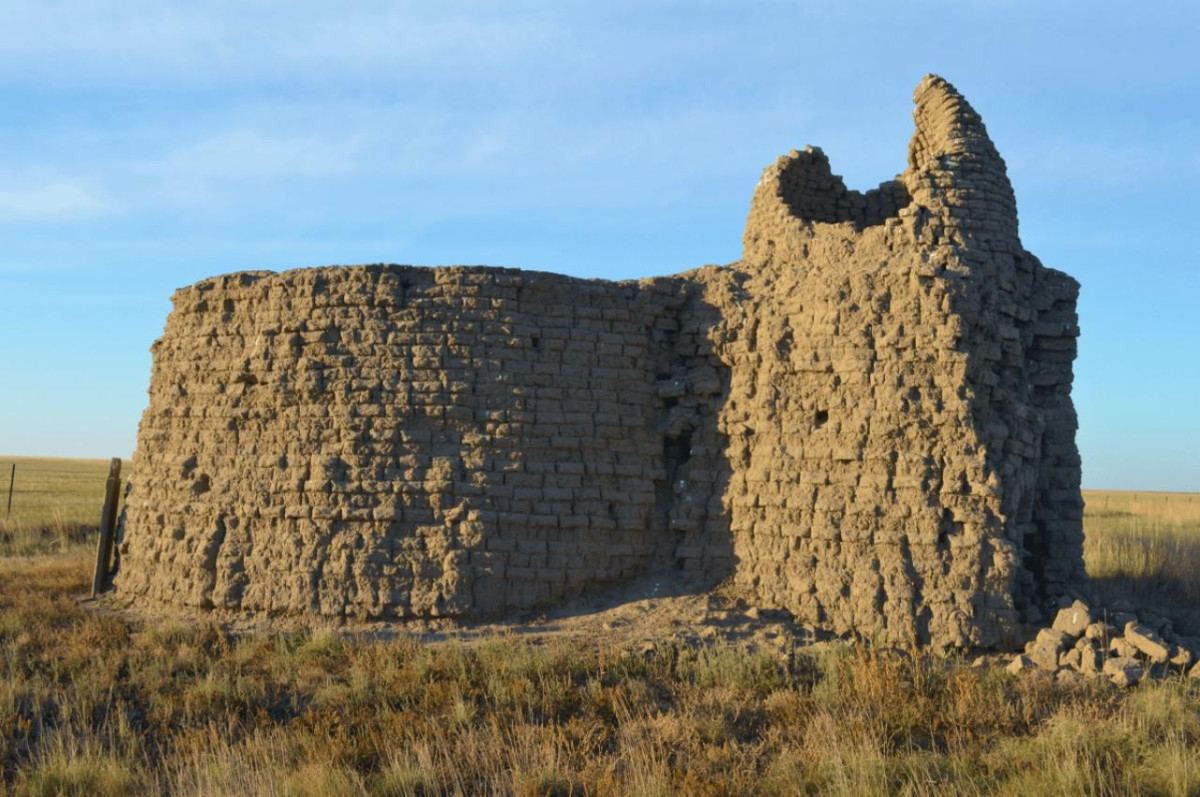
top-left (118, 267), bottom-right (733, 618)
top-left (729, 75), bottom-right (1083, 647)
top-left (117, 75), bottom-right (1084, 648)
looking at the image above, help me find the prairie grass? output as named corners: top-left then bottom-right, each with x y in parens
top-left (0, 456), bottom-right (121, 557)
top-left (1, 555), bottom-right (1200, 795)
top-left (1082, 489), bottom-right (1200, 606)
top-left (1, 462), bottom-right (1198, 793)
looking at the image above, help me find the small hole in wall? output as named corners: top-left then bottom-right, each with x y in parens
top-left (531, 335), bottom-right (541, 351)
top-left (223, 299), bottom-right (235, 313)
top-left (814, 410), bottom-right (829, 428)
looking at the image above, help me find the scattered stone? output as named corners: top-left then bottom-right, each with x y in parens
top-left (1125, 622), bottom-right (1171, 663)
top-left (1103, 656), bottom-right (1144, 688)
top-left (1009, 602), bottom-right (1192, 687)
top-left (1029, 629), bottom-right (1072, 671)
top-left (1052, 600), bottom-right (1094, 638)
top-left (1076, 639), bottom-right (1103, 675)
top-left (1109, 638), bottom-right (1138, 659)
top-left (1007, 654), bottom-right (1034, 675)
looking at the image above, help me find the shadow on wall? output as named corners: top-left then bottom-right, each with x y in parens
top-left (649, 277), bottom-right (736, 595)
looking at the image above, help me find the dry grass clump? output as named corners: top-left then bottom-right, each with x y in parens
top-left (3, 556), bottom-right (1200, 795)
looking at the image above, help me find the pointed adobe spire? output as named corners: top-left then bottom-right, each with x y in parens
top-left (904, 75), bottom-right (1020, 250)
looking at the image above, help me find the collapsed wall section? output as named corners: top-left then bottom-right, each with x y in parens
top-left (117, 266), bottom-right (732, 618)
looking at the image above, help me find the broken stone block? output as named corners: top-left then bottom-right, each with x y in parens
top-left (1084, 621), bottom-right (1116, 641)
top-left (1006, 654), bottom-right (1034, 675)
top-left (1060, 647), bottom-right (1083, 672)
top-left (1052, 600), bottom-right (1094, 638)
top-left (1169, 645), bottom-right (1193, 670)
top-left (1076, 639), bottom-right (1103, 675)
top-left (1110, 638), bottom-right (1138, 659)
top-left (1029, 628), bottom-right (1072, 671)
top-left (1103, 656), bottom-right (1144, 688)
top-left (1125, 622), bottom-right (1170, 663)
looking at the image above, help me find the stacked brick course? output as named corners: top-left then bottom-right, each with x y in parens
top-left (118, 266), bottom-right (732, 618)
top-left (117, 75), bottom-right (1083, 648)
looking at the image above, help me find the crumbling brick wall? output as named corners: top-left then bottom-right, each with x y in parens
top-left (117, 267), bottom-right (734, 619)
top-left (116, 75), bottom-right (1083, 648)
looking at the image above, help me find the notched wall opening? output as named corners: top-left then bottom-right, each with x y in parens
top-left (776, 148), bottom-right (912, 230)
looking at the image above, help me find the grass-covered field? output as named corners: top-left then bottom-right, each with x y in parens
top-left (0, 456), bottom-right (120, 557)
top-left (1, 456), bottom-right (1199, 795)
top-left (1082, 489), bottom-right (1200, 608)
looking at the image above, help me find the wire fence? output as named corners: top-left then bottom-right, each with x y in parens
top-left (1, 457), bottom-right (124, 534)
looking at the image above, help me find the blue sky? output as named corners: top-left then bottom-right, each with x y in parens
top-left (0, 1), bottom-right (1196, 491)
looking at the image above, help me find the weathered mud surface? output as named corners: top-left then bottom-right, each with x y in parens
top-left (117, 76), bottom-right (1082, 648)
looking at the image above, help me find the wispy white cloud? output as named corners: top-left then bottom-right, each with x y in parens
top-left (157, 129), bottom-right (367, 180)
top-left (0, 181), bottom-right (109, 221)
top-left (0, 1), bottom-right (556, 88)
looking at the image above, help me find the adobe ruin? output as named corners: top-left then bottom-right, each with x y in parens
top-left (115, 75), bottom-right (1084, 648)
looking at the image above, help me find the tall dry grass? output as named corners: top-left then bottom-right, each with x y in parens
top-left (1083, 490), bottom-right (1200, 606)
top-left (1, 462), bottom-right (1198, 793)
top-left (2, 556), bottom-right (1200, 795)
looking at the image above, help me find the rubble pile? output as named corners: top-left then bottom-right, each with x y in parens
top-left (1009, 598), bottom-right (1200, 687)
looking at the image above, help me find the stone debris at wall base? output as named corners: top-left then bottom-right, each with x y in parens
top-left (1010, 597), bottom-right (1200, 688)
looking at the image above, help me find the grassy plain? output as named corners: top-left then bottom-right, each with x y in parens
top-left (1082, 489), bottom-right (1200, 608)
top-left (1, 457), bottom-right (1199, 795)
top-left (0, 456), bottom-right (119, 557)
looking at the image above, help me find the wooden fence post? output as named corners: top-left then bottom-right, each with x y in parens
top-left (5, 463), bottom-right (13, 517)
top-left (91, 458), bottom-right (123, 598)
